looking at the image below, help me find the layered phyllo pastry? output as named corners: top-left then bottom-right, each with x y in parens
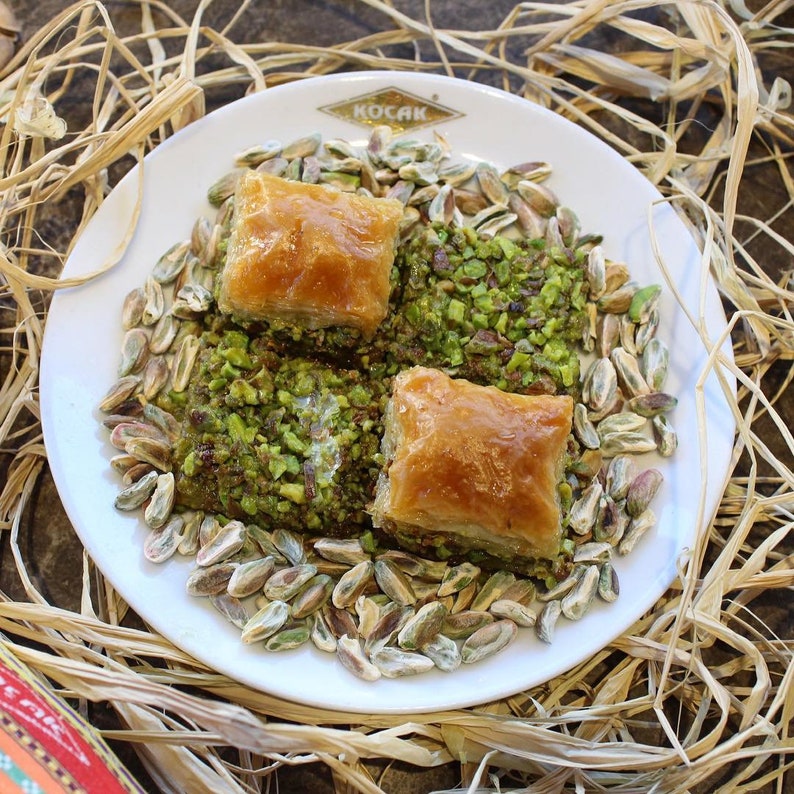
top-left (371, 366), bottom-right (573, 568)
top-left (216, 171), bottom-right (404, 338)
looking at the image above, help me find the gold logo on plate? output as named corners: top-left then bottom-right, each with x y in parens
top-left (320, 87), bottom-right (463, 132)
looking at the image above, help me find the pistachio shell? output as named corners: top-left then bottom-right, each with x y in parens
top-left (122, 287), bottom-right (146, 329)
top-left (560, 564), bottom-right (599, 620)
top-left (441, 610), bottom-right (494, 640)
top-left (373, 559), bottom-right (416, 606)
top-left (264, 564), bottom-right (318, 601)
top-left (241, 600), bottom-right (290, 644)
top-left (626, 468), bottom-right (664, 517)
top-left (186, 562), bottom-right (237, 596)
top-left (143, 472), bottom-right (175, 529)
top-left (149, 313), bottom-right (179, 355)
top-left (397, 601), bottom-right (447, 650)
top-left (210, 592), bottom-right (249, 629)
top-left (653, 415), bottom-right (678, 457)
top-left (568, 481), bottom-right (603, 535)
top-left (234, 139), bottom-right (282, 166)
top-left (461, 619), bottom-right (517, 664)
top-left (114, 469), bottom-right (158, 510)
top-left (611, 347), bottom-right (650, 398)
top-left (290, 574), bottom-right (334, 619)
top-left (536, 600), bottom-right (562, 644)
top-left (314, 537), bottom-right (369, 566)
top-left (626, 392), bottom-right (678, 417)
top-left (516, 178), bottom-right (558, 216)
top-left (419, 633), bottom-right (461, 672)
top-left (323, 605), bottom-right (358, 640)
top-left (196, 519), bottom-right (247, 567)
top-left (177, 510), bottom-right (202, 556)
top-left (141, 277), bottom-right (165, 326)
top-left (263, 621), bottom-right (310, 652)
top-left (271, 528), bottom-right (307, 566)
top-left (118, 328), bottom-right (149, 376)
top-left (619, 509), bottom-right (656, 555)
top-left (337, 635), bottom-right (381, 681)
top-left (143, 514), bottom-right (183, 563)
top-left (605, 454), bottom-right (635, 501)
top-left (371, 647), bottom-right (434, 678)
top-left (364, 605), bottom-right (413, 656)
top-left (598, 563), bottom-right (620, 603)
top-left (152, 240), bottom-right (189, 284)
top-left (470, 570), bottom-right (516, 612)
top-left (437, 562), bottom-right (481, 597)
top-left (489, 599), bottom-right (537, 627)
top-left (309, 611), bottom-right (338, 653)
top-left (282, 132), bottom-right (321, 159)
top-left (585, 245), bottom-right (606, 299)
top-left (226, 557), bottom-right (276, 598)
top-left (332, 560), bottom-right (374, 609)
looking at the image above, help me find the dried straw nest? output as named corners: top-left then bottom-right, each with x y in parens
top-left (0, 1), bottom-right (791, 792)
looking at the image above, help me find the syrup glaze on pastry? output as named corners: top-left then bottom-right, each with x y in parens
top-left (217, 171), bottom-right (404, 338)
top-left (371, 366), bottom-right (574, 563)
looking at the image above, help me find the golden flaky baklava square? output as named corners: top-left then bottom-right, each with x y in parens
top-left (217, 171), bottom-right (403, 338)
top-left (372, 366), bottom-right (573, 561)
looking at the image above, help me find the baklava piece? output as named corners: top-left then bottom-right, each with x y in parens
top-left (216, 171), bottom-right (404, 338)
top-left (371, 366), bottom-right (573, 567)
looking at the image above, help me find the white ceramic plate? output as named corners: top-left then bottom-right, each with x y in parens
top-left (40, 72), bottom-right (735, 714)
